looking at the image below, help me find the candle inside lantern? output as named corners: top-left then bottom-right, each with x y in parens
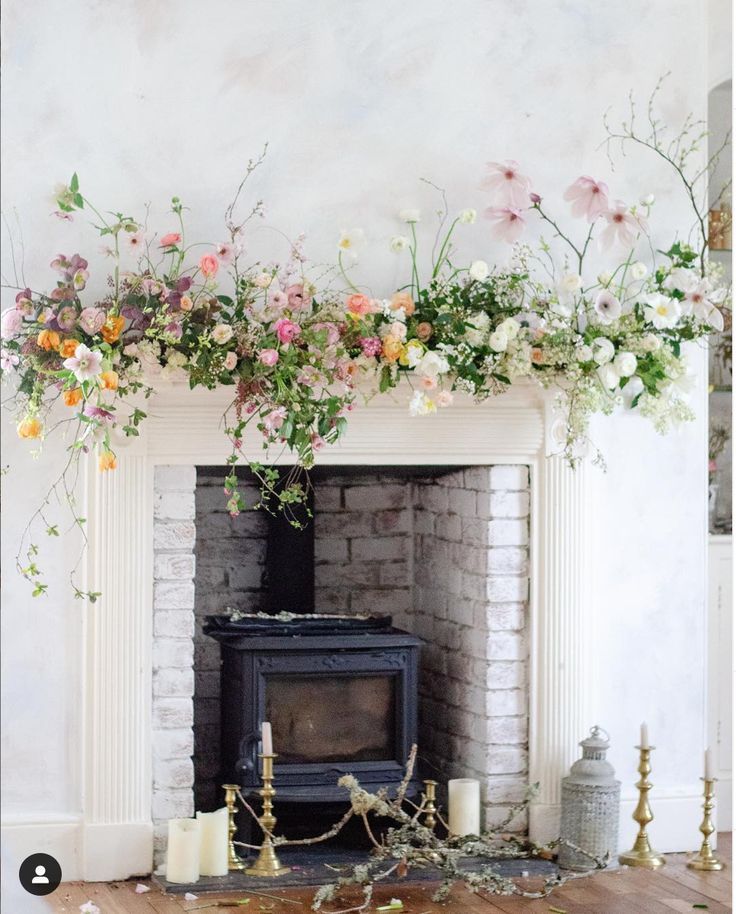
top-left (262, 720), bottom-right (273, 755)
top-left (448, 778), bottom-right (481, 837)
top-left (166, 818), bottom-right (200, 884)
top-left (197, 807), bottom-right (228, 876)
top-left (640, 722), bottom-right (649, 749)
top-left (705, 747), bottom-right (714, 781)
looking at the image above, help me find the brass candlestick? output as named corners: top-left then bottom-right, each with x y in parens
top-left (222, 783), bottom-right (245, 871)
top-left (245, 754), bottom-right (290, 877)
top-left (687, 778), bottom-right (725, 871)
top-left (618, 745), bottom-right (666, 868)
top-left (422, 780), bottom-right (438, 832)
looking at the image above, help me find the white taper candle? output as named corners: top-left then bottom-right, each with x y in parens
top-left (640, 722), bottom-right (649, 749)
top-left (262, 720), bottom-right (273, 755)
top-left (705, 747), bottom-right (714, 781)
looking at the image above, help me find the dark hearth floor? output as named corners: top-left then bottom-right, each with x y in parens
top-left (153, 847), bottom-right (558, 894)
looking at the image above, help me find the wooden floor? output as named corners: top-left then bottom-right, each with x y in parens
top-left (48, 834), bottom-right (732, 913)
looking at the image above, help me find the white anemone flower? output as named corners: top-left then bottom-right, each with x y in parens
top-left (469, 260), bottom-right (489, 281)
top-left (643, 293), bottom-right (681, 329)
top-left (389, 235), bottom-right (410, 253)
top-left (593, 290), bottom-right (622, 325)
top-left (337, 228), bottom-right (366, 254)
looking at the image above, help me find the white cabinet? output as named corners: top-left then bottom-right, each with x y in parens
top-left (708, 534), bottom-right (732, 828)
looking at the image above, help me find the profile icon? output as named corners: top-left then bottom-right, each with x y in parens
top-left (19, 853), bottom-right (62, 895)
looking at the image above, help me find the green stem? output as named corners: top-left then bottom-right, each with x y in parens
top-left (338, 251), bottom-right (360, 293)
top-left (432, 218), bottom-right (459, 278)
top-left (409, 223), bottom-right (420, 298)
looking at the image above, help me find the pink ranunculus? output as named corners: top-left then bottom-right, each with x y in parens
top-left (563, 176), bottom-right (610, 222)
top-left (199, 253), bottom-right (219, 278)
top-left (484, 206), bottom-right (526, 243)
top-left (481, 161), bottom-right (532, 208)
top-left (78, 307), bottom-right (106, 335)
top-left (160, 232), bottom-right (182, 248)
top-left (598, 202), bottom-right (648, 251)
top-left (263, 406), bottom-right (287, 432)
top-left (1, 308), bottom-right (23, 339)
top-left (286, 284), bottom-right (312, 310)
top-left (274, 318), bottom-right (301, 344)
top-left (258, 348), bottom-right (279, 367)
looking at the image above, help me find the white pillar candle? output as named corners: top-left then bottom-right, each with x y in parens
top-left (262, 721), bottom-right (273, 755)
top-left (640, 722), bottom-right (649, 749)
top-left (705, 747), bottom-right (714, 781)
top-left (197, 807), bottom-right (229, 876)
top-left (166, 818), bottom-right (200, 884)
top-left (448, 778), bottom-right (481, 837)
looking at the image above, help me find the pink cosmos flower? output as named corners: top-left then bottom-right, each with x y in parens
top-left (485, 206), bottom-right (526, 243)
top-left (263, 406), bottom-right (287, 432)
top-left (258, 348), bottom-right (279, 367)
top-left (1, 348), bottom-right (20, 371)
top-left (481, 161), bottom-right (532, 208)
top-left (359, 336), bottom-right (382, 357)
top-left (215, 242), bottom-right (237, 264)
top-left (286, 284), bottom-right (311, 310)
top-left (199, 253), bottom-right (219, 278)
top-left (126, 231), bottom-right (145, 252)
top-left (160, 232), bottom-right (182, 248)
top-left (78, 307), bottom-right (106, 335)
top-left (274, 318), bottom-right (301, 344)
top-left (598, 202), bottom-right (648, 250)
top-left (63, 343), bottom-right (103, 382)
top-left (1, 308), bottom-right (23, 339)
top-left (563, 176), bottom-right (610, 222)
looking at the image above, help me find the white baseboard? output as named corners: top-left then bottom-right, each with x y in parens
top-left (1, 815), bottom-right (82, 881)
top-left (531, 788), bottom-right (716, 854)
top-left (82, 823), bottom-right (153, 881)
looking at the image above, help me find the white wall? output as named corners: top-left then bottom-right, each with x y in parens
top-left (0, 0), bottom-right (721, 876)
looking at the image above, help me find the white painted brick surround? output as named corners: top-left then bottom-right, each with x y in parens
top-left (151, 464), bottom-right (530, 862)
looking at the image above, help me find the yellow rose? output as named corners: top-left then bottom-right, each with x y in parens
top-left (37, 329), bottom-right (61, 351)
top-left (98, 449), bottom-right (117, 472)
top-left (63, 388), bottom-right (83, 407)
top-left (17, 416), bottom-right (42, 439)
top-left (382, 336), bottom-right (404, 363)
top-left (99, 370), bottom-right (119, 391)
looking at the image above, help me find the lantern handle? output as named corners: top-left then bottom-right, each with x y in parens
top-left (590, 724), bottom-right (610, 741)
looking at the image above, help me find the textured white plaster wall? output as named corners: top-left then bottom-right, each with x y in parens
top-left (0, 0), bottom-right (717, 847)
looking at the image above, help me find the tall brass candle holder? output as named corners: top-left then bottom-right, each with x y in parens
top-left (245, 754), bottom-right (290, 877)
top-left (422, 779), bottom-right (438, 832)
top-left (618, 745), bottom-right (666, 868)
top-left (222, 783), bottom-right (245, 872)
top-left (687, 778), bottom-right (725, 871)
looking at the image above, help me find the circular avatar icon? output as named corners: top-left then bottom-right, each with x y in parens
top-left (18, 853), bottom-right (62, 896)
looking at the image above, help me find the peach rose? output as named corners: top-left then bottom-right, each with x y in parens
top-left (17, 416), bottom-right (42, 438)
top-left (531, 348), bottom-right (545, 364)
top-left (416, 322), bottom-right (433, 342)
top-left (99, 370), bottom-right (119, 391)
top-left (37, 329), bottom-right (61, 351)
top-left (382, 336), bottom-right (404, 362)
top-left (101, 315), bottom-right (125, 344)
top-left (199, 253), bottom-right (219, 278)
top-left (346, 294), bottom-right (376, 318)
top-left (63, 388), bottom-right (83, 407)
top-left (390, 291), bottom-right (415, 317)
top-left (59, 338), bottom-right (80, 358)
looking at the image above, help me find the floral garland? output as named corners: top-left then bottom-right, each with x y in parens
top-left (1, 92), bottom-right (730, 598)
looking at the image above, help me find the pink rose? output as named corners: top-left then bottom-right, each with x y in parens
top-left (160, 232), bottom-right (182, 247)
top-left (274, 318), bottom-right (301, 345)
top-left (78, 307), bottom-right (106, 335)
top-left (258, 348), bottom-right (279, 367)
top-left (199, 253), bottom-right (219, 278)
top-left (224, 351), bottom-right (238, 371)
top-left (286, 284), bottom-right (311, 310)
top-left (1, 308), bottom-right (23, 339)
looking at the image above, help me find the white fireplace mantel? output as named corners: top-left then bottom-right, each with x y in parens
top-left (80, 380), bottom-right (593, 880)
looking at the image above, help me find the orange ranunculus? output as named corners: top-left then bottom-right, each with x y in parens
top-left (17, 416), bottom-right (42, 439)
top-left (99, 370), bottom-right (119, 391)
top-left (59, 338), bottom-right (80, 358)
top-left (390, 291), bottom-right (416, 317)
top-left (382, 336), bottom-right (404, 363)
top-left (37, 329), bottom-right (61, 351)
top-left (100, 314), bottom-right (125, 344)
top-left (63, 388), bottom-right (83, 407)
top-left (98, 449), bottom-right (117, 472)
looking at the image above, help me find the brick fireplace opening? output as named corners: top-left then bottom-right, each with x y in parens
top-left (151, 462), bottom-right (531, 862)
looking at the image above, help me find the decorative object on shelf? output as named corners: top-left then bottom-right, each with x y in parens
top-left (618, 725), bottom-right (666, 869)
top-left (709, 206), bottom-right (732, 250)
top-left (196, 807), bottom-right (229, 877)
top-left (421, 779), bottom-right (438, 832)
top-left (448, 778), bottom-right (481, 836)
top-left (709, 424), bottom-right (731, 531)
top-left (245, 754), bottom-right (291, 877)
top-left (222, 783), bottom-right (245, 872)
top-left (166, 818), bottom-right (200, 884)
top-left (559, 725), bottom-right (621, 871)
top-left (687, 748), bottom-right (725, 871)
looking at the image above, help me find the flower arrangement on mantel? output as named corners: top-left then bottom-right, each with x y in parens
top-left (1, 83), bottom-right (731, 598)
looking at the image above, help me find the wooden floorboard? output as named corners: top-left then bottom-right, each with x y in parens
top-left (45, 834), bottom-right (732, 913)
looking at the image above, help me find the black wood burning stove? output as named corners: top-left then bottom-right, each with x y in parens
top-left (205, 614), bottom-right (422, 804)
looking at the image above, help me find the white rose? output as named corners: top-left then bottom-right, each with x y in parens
top-left (488, 329), bottom-right (509, 353)
top-left (399, 208), bottom-right (421, 224)
top-left (390, 235), bottom-right (410, 253)
top-left (469, 260), bottom-right (489, 281)
top-left (558, 272), bottom-right (583, 295)
top-left (577, 344), bottom-right (593, 362)
top-left (416, 350), bottom-right (450, 378)
top-left (613, 351), bottom-right (637, 377)
top-left (597, 363), bottom-right (621, 390)
top-left (464, 312), bottom-right (490, 347)
top-left (640, 333), bottom-right (661, 352)
top-left (499, 317), bottom-right (520, 339)
top-left (630, 261), bottom-right (648, 280)
top-left (254, 272), bottom-right (273, 289)
top-left (592, 337), bottom-right (615, 365)
top-left (459, 208), bottom-right (477, 224)
top-left (212, 323), bottom-right (234, 345)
